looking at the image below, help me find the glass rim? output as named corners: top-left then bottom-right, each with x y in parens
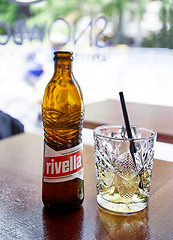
top-left (93, 125), bottom-right (157, 142)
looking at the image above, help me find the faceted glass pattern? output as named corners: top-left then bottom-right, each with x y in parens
top-left (94, 125), bottom-right (157, 214)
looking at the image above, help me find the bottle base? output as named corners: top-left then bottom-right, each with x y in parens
top-left (42, 200), bottom-right (84, 212)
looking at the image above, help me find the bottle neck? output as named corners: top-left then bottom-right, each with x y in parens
top-left (54, 59), bottom-right (72, 78)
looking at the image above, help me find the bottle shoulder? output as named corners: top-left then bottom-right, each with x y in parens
top-left (42, 76), bottom-right (84, 112)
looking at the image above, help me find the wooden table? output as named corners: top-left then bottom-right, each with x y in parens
top-left (84, 99), bottom-right (173, 143)
top-left (0, 133), bottom-right (173, 239)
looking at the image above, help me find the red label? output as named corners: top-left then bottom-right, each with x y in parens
top-left (43, 147), bottom-right (83, 180)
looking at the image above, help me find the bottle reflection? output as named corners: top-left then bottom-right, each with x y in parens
top-left (97, 206), bottom-right (150, 239)
top-left (42, 206), bottom-right (84, 240)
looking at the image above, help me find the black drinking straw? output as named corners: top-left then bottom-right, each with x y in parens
top-left (119, 92), bottom-right (143, 189)
top-left (119, 92), bottom-right (137, 164)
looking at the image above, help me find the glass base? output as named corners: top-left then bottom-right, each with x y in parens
top-left (97, 194), bottom-right (148, 215)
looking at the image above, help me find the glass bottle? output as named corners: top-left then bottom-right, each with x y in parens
top-left (42, 51), bottom-right (84, 210)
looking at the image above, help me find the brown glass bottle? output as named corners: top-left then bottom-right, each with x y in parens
top-left (42, 51), bottom-right (84, 211)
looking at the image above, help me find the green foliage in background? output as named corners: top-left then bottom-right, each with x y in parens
top-left (0, 0), bottom-right (31, 34)
top-left (0, 0), bottom-right (30, 24)
top-left (29, 0), bottom-right (83, 26)
top-left (1, 0), bottom-right (173, 48)
top-left (28, 0), bottom-right (150, 45)
top-left (0, 0), bottom-right (18, 25)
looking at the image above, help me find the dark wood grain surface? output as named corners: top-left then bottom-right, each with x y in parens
top-left (84, 99), bottom-right (173, 143)
top-left (0, 133), bottom-right (173, 239)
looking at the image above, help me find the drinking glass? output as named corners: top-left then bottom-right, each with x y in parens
top-left (93, 125), bottom-right (157, 215)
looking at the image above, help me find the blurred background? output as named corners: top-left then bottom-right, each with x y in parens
top-left (0, 0), bottom-right (173, 134)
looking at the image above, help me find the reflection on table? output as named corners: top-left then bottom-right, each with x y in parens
top-left (0, 133), bottom-right (173, 239)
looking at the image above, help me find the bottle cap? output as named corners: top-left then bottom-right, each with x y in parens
top-left (54, 51), bottom-right (73, 61)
